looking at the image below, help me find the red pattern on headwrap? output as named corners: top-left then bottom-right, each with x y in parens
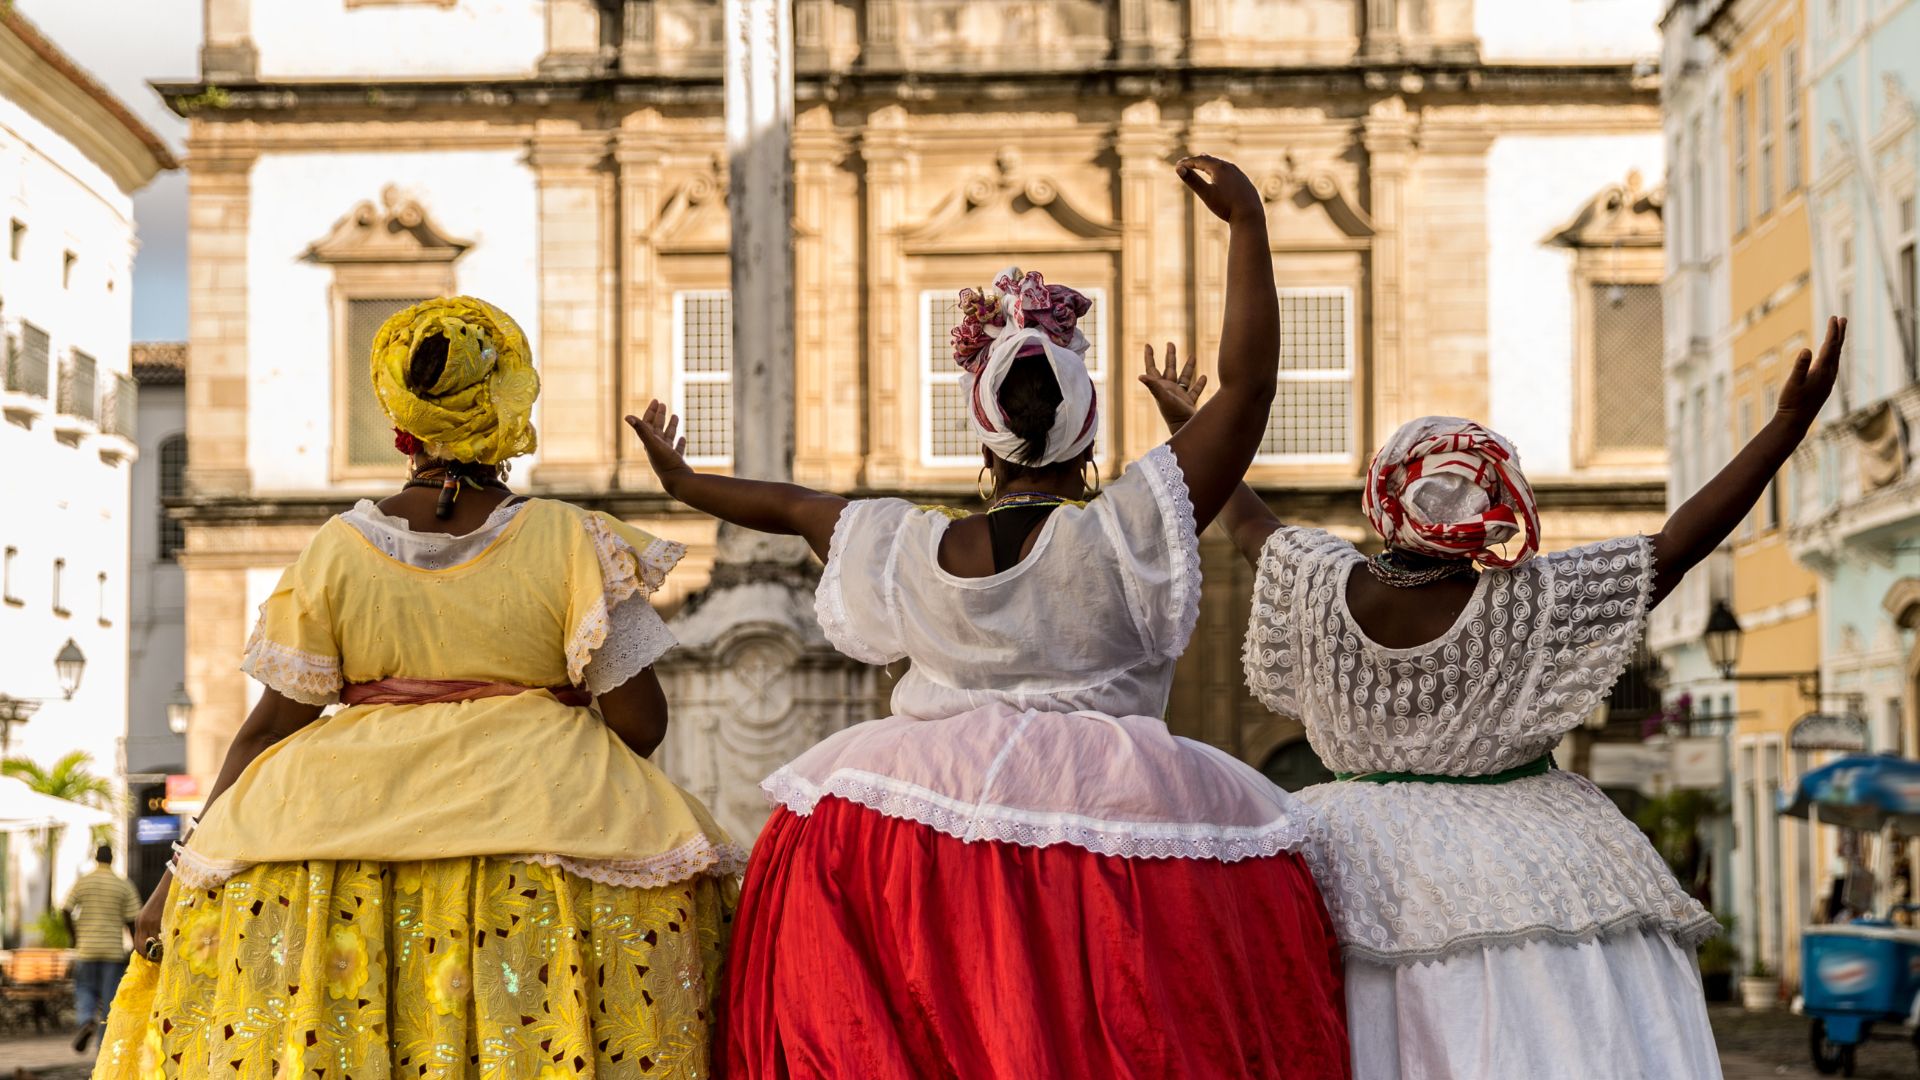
top-left (1362, 420), bottom-right (1540, 568)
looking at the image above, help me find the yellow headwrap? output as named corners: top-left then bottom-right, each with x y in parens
top-left (369, 296), bottom-right (538, 464)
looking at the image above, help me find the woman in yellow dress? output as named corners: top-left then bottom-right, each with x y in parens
top-left (94, 297), bottom-right (741, 1080)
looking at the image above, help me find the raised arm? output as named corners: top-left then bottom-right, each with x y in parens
top-left (1165, 156), bottom-right (1279, 531)
top-left (1140, 343), bottom-right (1279, 566)
top-left (626, 400), bottom-right (846, 561)
top-left (1649, 316), bottom-right (1846, 606)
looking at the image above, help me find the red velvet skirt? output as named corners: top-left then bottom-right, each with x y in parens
top-left (720, 796), bottom-right (1350, 1079)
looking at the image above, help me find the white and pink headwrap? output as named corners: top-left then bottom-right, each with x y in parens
top-left (951, 267), bottom-right (1098, 466)
top-left (1362, 416), bottom-right (1540, 568)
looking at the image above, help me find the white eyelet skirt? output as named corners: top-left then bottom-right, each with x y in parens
top-left (1343, 929), bottom-right (1723, 1080)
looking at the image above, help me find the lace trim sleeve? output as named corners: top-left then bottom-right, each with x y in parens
top-left (1529, 534), bottom-right (1655, 733)
top-left (814, 502), bottom-right (905, 666)
top-left (1136, 444), bottom-right (1202, 661)
top-left (565, 514), bottom-right (688, 687)
top-left (240, 628), bottom-right (342, 707)
top-left (582, 597), bottom-right (679, 695)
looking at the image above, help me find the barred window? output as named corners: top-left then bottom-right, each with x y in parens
top-left (919, 287), bottom-right (1107, 467)
top-left (343, 297), bottom-right (426, 468)
top-left (1591, 283), bottom-right (1665, 452)
top-left (1259, 287), bottom-right (1354, 462)
top-left (158, 433), bottom-right (187, 561)
top-left (1757, 67), bottom-right (1776, 217)
top-left (1734, 90), bottom-right (1751, 232)
top-left (674, 290), bottom-right (733, 465)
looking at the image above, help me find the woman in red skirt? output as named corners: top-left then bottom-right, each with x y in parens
top-left (628, 155), bottom-right (1348, 1079)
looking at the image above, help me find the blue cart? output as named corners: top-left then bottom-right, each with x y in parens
top-left (1800, 922), bottom-right (1920, 1075)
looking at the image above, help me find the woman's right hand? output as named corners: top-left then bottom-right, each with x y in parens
top-left (1775, 316), bottom-right (1847, 429)
top-left (1176, 155), bottom-right (1263, 225)
top-left (625, 400), bottom-right (692, 492)
top-left (134, 873), bottom-right (170, 957)
top-left (1138, 342), bottom-right (1208, 433)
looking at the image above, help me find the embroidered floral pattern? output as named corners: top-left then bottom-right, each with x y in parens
top-left (95, 857), bottom-right (734, 1080)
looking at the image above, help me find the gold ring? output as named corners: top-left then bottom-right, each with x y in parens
top-left (141, 936), bottom-right (163, 963)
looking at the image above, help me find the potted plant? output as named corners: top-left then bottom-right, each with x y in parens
top-left (1740, 957), bottom-right (1779, 1010)
top-left (1698, 925), bottom-right (1737, 1002)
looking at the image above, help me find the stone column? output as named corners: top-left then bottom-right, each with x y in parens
top-left (201, 0), bottom-right (256, 80)
top-left (541, 0), bottom-right (609, 77)
top-left (184, 140), bottom-right (254, 497)
top-left (529, 129), bottom-right (617, 492)
top-left (1362, 98), bottom-right (1415, 437)
top-left (858, 106), bottom-right (910, 487)
top-left (654, 0), bottom-right (878, 842)
top-left (1116, 100), bottom-right (1175, 461)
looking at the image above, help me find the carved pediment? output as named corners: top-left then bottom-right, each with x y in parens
top-left (655, 157), bottom-right (731, 254)
top-left (304, 186), bottom-right (472, 265)
top-left (1544, 169), bottom-right (1663, 250)
top-left (652, 154), bottom-right (818, 254)
top-left (903, 149), bottom-right (1121, 254)
top-left (1259, 156), bottom-right (1375, 251)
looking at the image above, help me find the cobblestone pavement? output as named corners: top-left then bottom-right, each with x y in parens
top-left (1714, 1004), bottom-right (1918, 1079)
top-left (6, 1006), bottom-right (1918, 1078)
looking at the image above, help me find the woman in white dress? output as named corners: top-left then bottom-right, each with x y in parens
top-left (1140, 317), bottom-right (1846, 1079)
top-left (628, 156), bottom-right (1351, 1079)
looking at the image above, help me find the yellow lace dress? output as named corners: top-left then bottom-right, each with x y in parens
top-left (95, 498), bottom-right (741, 1080)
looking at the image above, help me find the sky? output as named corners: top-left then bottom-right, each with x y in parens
top-left (16, 0), bottom-right (201, 341)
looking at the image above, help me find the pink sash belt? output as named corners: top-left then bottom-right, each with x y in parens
top-left (341, 677), bottom-right (592, 708)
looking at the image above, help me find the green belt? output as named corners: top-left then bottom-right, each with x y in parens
top-left (1335, 753), bottom-right (1555, 785)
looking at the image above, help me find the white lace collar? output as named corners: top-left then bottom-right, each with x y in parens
top-left (340, 497), bottom-right (533, 570)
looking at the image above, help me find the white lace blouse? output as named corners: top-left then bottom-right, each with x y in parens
top-left (1245, 527), bottom-right (1717, 964)
top-left (768, 444), bottom-right (1312, 862)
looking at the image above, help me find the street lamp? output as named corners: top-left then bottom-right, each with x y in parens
top-left (1701, 598), bottom-right (1824, 699)
top-left (54, 639), bottom-right (85, 700)
top-left (166, 684), bottom-right (193, 736)
top-left (1704, 600), bottom-right (1743, 678)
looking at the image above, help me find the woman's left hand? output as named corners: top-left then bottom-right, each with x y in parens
top-left (1138, 342), bottom-right (1207, 433)
top-left (625, 400), bottom-right (692, 491)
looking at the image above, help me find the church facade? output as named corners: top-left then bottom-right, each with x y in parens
top-left (166, 0), bottom-right (1669, 790)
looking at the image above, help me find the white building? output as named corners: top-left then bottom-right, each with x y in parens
top-left (1652, 0), bottom-right (1739, 915)
top-left (0, 7), bottom-right (174, 940)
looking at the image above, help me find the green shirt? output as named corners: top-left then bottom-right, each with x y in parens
top-left (62, 867), bottom-right (140, 960)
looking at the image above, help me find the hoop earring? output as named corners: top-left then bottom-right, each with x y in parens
top-left (1082, 460), bottom-right (1101, 496)
top-left (978, 465), bottom-right (996, 504)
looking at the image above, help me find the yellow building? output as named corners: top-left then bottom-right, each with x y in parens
top-left (1714, 0), bottom-right (1829, 987)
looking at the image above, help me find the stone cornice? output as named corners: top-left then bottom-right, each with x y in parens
top-left (0, 12), bottom-right (177, 194)
top-left (171, 477), bottom-right (1664, 529)
top-left (156, 62), bottom-right (1653, 119)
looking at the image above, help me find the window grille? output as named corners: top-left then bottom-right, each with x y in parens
top-left (5, 321), bottom-right (49, 398)
top-left (1259, 287), bottom-right (1354, 462)
top-left (1590, 284), bottom-right (1664, 452)
top-left (673, 290), bottom-right (734, 465)
top-left (59, 349), bottom-right (97, 422)
top-left (158, 434), bottom-right (188, 561)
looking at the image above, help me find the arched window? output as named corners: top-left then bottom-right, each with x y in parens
top-left (1260, 738), bottom-right (1335, 793)
top-left (158, 433), bottom-right (187, 560)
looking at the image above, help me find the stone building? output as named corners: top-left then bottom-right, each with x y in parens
top-left (164, 0), bottom-right (1669, 807)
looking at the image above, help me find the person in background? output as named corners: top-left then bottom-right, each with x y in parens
top-left (61, 844), bottom-right (140, 1054)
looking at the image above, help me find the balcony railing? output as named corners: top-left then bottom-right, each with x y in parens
top-left (4, 321), bottom-right (50, 398)
top-left (101, 371), bottom-right (136, 440)
top-left (57, 350), bottom-right (97, 423)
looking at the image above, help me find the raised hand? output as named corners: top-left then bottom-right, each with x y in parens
top-left (1776, 316), bottom-right (1847, 429)
top-left (1137, 342), bottom-right (1208, 433)
top-left (625, 400), bottom-right (692, 492)
top-left (1177, 154), bottom-right (1263, 225)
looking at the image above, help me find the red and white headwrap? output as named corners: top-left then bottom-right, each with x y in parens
top-left (1362, 416), bottom-right (1540, 568)
top-left (951, 267), bottom-right (1098, 466)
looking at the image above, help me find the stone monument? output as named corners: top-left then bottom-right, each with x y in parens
top-left (654, 0), bottom-right (881, 841)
